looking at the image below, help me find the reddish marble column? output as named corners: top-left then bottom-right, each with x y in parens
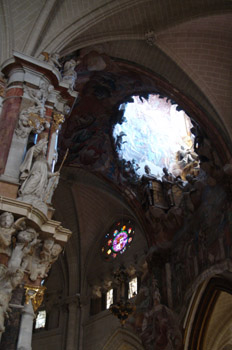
top-left (0, 87), bottom-right (23, 174)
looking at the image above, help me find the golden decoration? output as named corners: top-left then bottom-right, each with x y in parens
top-left (110, 300), bottom-right (136, 326)
top-left (41, 52), bottom-right (50, 62)
top-left (28, 112), bottom-right (45, 129)
top-left (52, 111), bottom-right (65, 131)
top-left (24, 285), bottom-right (46, 312)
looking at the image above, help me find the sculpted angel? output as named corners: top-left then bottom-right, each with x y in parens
top-left (28, 239), bottom-right (62, 281)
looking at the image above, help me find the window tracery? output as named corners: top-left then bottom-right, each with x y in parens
top-left (101, 220), bottom-right (135, 261)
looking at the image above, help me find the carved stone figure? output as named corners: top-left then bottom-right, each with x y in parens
top-left (0, 212), bottom-right (15, 257)
top-left (141, 165), bottom-right (157, 207)
top-left (17, 139), bottom-right (59, 212)
top-left (145, 30), bottom-right (156, 46)
top-left (8, 227), bottom-right (38, 274)
top-left (15, 107), bottom-right (49, 139)
top-left (41, 52), bottom-right (62, 69)
top-left (181, 174), bottom-right (205, 213)
top-left (50, 243), bottom-right (63, 265)
top-left (162, 167), bottom-right (175, 207)
top-left (15, 84), bottom-right (52, 139)
top-left (115, 131), bottom-right (127, 151)
top-left (62, 59), bottom-right (77, 90)
top-left (27, 239), bottom-right (62, 281)
top-left (29, 239), bottom-right (52, 281)
top-left (135, 273), bottom-right (182, 350)
top-left (0, 269), bottom-right (24, 332)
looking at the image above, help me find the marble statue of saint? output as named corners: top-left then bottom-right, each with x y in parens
top-left (17, 139), bottom-right (59, 211)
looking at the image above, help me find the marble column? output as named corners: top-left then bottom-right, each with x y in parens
top-left (0, 69), bottom-right (24, 175)
top-left (17, 299), bottom-right (35, 350)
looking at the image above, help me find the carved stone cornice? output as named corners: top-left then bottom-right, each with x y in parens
top-left (0, 196), bottom-right (71, 244)
top-left (1, 51), bottom-right (78, 103)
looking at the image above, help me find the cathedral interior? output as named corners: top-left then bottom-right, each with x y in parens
top-left (0, 1), bottom-right (232, 349)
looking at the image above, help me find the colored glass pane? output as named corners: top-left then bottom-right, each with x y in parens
top-left (101, 220), bottom-right (135, 260)
top-left (112, 231), bottom-right (128, 252)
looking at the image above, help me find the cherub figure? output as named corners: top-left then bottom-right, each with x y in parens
top-left (8, 226), bottom-right (38, 274)
top-left (0, 213), bottom-right (24, 258)
top-left (27, 239), bottom-right (62, 281)
top-left (28, 238), bottom-right (54, 281)
top-left (0, 212), bottom-right (15, 257)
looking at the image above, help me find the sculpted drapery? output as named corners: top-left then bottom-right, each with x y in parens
top-left (18, 139), bottom-right (59, 213)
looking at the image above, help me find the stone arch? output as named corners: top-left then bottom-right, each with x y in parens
top-left (184, 272), bottom-right (232, 350)
top-left (103, 327), bottom-right (144, 350)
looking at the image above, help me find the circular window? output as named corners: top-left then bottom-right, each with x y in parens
top-left (101, 220), bottom-right (135, 260)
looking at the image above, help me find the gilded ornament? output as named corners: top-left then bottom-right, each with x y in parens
top-left (52, 111), bottom-right (65, 131)
top-left (24, 285), bottom-right (46, 312)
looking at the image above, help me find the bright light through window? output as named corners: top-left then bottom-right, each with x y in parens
top-left (106, 289), bottom-right (114, 309)
top-left (35, 310), bottom-right (46, 329)
top-left (128, 277), bottom-right (137, 299)
top-left (113, 95), bottom-right (193, 178)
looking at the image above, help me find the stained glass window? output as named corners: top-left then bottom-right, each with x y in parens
top-left (101, 220), bottom-right (135, 260)
top-left (35, 310), bottom-right (46, 329)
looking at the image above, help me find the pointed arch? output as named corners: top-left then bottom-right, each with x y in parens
top-left (103, 327), bottom-right (144, 350)
top-left (184, 273), bottom-right (232, 350)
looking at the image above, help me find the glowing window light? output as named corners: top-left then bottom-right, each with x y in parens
top-left (101, 221), bottom-right (135, 261)
top-left (128, 277), bottom-right (138, 299)
top-left (35, 310), bottom-right (46, 329)
top-left (113, 95), bottom-right (193, 179)
top-left (106, 289), bottom-right (114, 309)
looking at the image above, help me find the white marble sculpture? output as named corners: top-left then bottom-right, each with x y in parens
top-left (0, 269), bottom-right (24, 332)
top-left (8, 227), bottom-right (38, 274)
top-left (15, 84), bottom-right (51, 139)
top-left (0, 212), bottom-right (15, 257)
top-left (41, 52), bottom-right (62, 69)
top-left (62, 59), bottom-right (77, 90)
top-left (17, 139), bottom-right (59, 213)
top-left (28, 239), bottom-right (62, 281)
